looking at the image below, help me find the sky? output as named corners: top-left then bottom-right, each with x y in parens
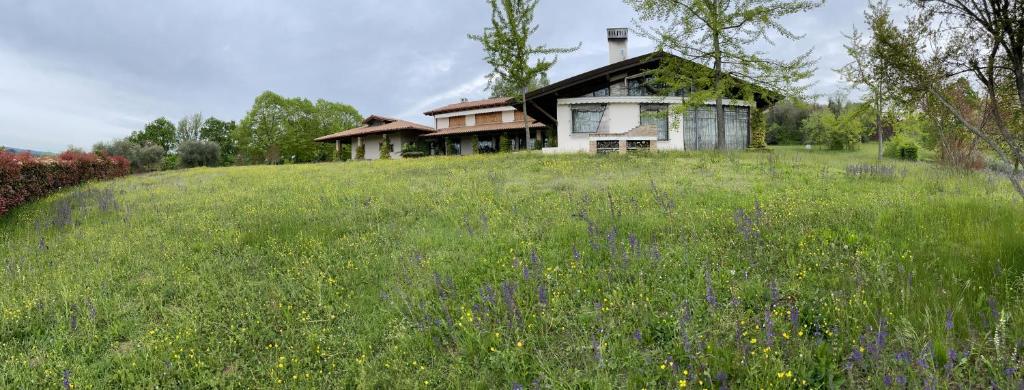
top-left (0, 0), bottom-right (880, 152)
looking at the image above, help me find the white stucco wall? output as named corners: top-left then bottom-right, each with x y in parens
top-left (350, 132), bottom-right (407, 160)
top-left (553, 97), bottom-right (752, 153)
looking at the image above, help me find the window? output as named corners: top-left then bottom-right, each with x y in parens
top-left (572, 105), bottom-right (606, 133)
top-left (627, 140), bottom-right (652, 152)
top-left (596, 140), bottom-right (619, 154)
top-left (641, 104), bottom-right (670, 141)
top-left (587, 87), bottom-right (610, 97)
top-left (628, 77), bottom-right (654, 96)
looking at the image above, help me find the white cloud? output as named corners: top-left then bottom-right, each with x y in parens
top-left (0, 46), bottom-right (167, 151)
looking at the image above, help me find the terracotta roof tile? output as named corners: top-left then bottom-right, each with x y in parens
top-left (315, 116), bottom-right (434, 142)
top-left (422, 120), bottom-right (545, 137)
top-left (423, 97), bottom-right (514, 116)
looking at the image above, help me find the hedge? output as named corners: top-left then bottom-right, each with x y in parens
top-left (0, 150), bottom-right (130, 216)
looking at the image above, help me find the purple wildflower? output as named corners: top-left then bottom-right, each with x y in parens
top-left (876, 317), bottom-right (888, 354)
top-left (945, 310), bottom-right (954, 332)
top-left (607, 227), bottom-right (618, 256)
top-left (1006, 367), bottom-right (1017, 380)
top-left (895, 351), bottom-right (911, 363)
top-left (480, 285), bottom-right (496, 306)
top-left (895, 375), bottom-right (907, 386)
top-left (651, 244), bottom-right (661, 262)
top-left (704, 269), bottom-right (717, 307)
top-left (591, 335), bottom-right (602, 363)
top-left (790, 305), bottom-right (800, 330)
top-left (883, 375), bottom-right (893, 386)
top-left (501, 281), bottom-right (522, 326)
top-left (632, 329), bottom-right (642, 342)
top-left (763, 306), bottom-right (775, 346)
top-left (769, 280), bottom-right (779, 304)
top-left (945, 348), bottom-right (957, 373)
top-left (62, 370), bottom-right (71, 390)
top-left (530, 249), bottom-right (540, 269)
top-left (988, 297), bottom-right (1000, 322)
top-left (537, 283), bottom-right (549, 306)
top-left (573, 244), bottom-right (581, 261)
top-left (512, 383), bottom-right (524, 390)
top-left (628, 233), bottom-right (638, 254)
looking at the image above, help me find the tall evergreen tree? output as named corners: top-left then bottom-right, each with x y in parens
top-left (626, 0), bottom-right (823, 150)
top-left (469, 0), bottom-right (579, 149)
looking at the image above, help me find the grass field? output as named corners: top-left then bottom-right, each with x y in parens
top-left (1, 146), bottom-right (1022, 388)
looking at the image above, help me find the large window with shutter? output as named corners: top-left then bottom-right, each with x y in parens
top-left (640, 104), bottom-right (670, 141)
top-left (572, 105), bottom-right (606, 134)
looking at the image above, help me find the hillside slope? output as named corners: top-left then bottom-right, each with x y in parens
top-left (1, 148), bottom-right (1022, 388)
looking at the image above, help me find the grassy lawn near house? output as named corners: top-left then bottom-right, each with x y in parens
top-left (1, 146), bottom-right (1021, 388)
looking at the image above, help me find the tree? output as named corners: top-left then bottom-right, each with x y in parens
top-left (766, 98), bottom-right (815, 144)
top-left (840, 1), bottom-right (907, 161)
top-left (469, 0), bottom-right (580, 149)
top-left (200, 117), bottom-right (237, 165)
top-left (488, 73), bottom-right (550, 99)
top-left (802, 107), bottom-right (867, 151)
top-left (176, 113), bottom-right (204, 146)
top-left (177, 140), bottom-right (221, 168)
top-left (93, 139), bottom-right (165, 173)
top-left (870, 0), bottom-right (1024, 199)
top-left (626, 0), bottom-right (823, 150)
top-left (128, 118), bottom-right (176, 151)
top-left (235, 91), bottom-right (362, 164)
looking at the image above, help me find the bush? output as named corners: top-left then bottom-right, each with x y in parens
top-left (0, 149), bottom-right (129, 216)
top-left (355, 143), bottom-right (366, 160)
top-left (750, 108), bottom-right (768, 149)
top-left (472, 136), bottom-right (480, 154)
top-left (884, 134), bottom-right (920, 161)
top-left (380, 134), bottom-right (392, 160)
top-left (803, 110), bottom-right (865, 151)
top-left (94, 139), bottom-right (166, 173)
top-left (178, 140), bottom-right (221, 168)
top-left (401, 141), bottom-right (427, 158)
top-left (162, 155), bottom-right (179, 171)
top-left (499, 134), bottom-right (512, 153)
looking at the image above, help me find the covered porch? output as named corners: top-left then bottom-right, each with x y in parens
top-left (420, 121), bottom-right (550, 156)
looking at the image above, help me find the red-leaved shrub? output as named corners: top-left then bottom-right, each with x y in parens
top-left (0, 149), bottom-right (129, 216)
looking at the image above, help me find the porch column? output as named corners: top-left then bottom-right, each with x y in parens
top-left (335, 139), bottom-right (341, 152)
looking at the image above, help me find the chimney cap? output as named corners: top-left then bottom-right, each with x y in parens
top-left (607, 28), bottom-right (629, 40)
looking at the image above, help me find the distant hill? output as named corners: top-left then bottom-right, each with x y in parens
top-left (0, 146), bottom-right (53, 157)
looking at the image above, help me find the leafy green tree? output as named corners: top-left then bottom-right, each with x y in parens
top-left (235, 91), bottom-right (361, 164)
top-left (177, 140), bottom-right (221, 168)
top-left (626, 0), bottom-right (823, 150)
top-left (200, 117), bottom-right (237, 165)
top-left (176, 113), bottom-right (204, 145)
top-left (128, 118), bottom-right (176, 151)
top-left (469, 0), bottom-right (580, 149)
top-left (840, 1), bottom-right (908, 161)
top-left (870, 0), bottom-right (1024, 198)
top-left (802, 108), bottom-right (866, 151)
top-left (488, 73), bottom-right (550, 99)
top-left (766, 99), bottom-right (815, 145)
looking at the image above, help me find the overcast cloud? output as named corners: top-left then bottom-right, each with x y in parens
top-left (0, 0), bottom-right (877, 152)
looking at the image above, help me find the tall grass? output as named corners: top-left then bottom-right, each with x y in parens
top-left (0, 147), bottom-right (1021, 388)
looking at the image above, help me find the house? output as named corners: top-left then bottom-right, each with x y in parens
top-left (313, 28), bottom-right (776, 159)
top-left (314, 115), bottom-right (435, 160)
top-left (421, 97), bottom-right (549, 155)
top-left (524, 28), bottom-right (776, 153)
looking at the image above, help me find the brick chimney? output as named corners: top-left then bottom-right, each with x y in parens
top-left (608, 28), bottom-right (629, 64)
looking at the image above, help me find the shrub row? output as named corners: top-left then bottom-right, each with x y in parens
top-left (0, 150), bottom-right (129, 216)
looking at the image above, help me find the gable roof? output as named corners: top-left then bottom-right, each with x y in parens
top-left (314, 115), bottom-right (435, 142)
top-left (424, 97), bottom-right (513, 116)
top-left (522, 51), bottom-right (780, 127)
top-left (422, 120), bottom-right (546, 138)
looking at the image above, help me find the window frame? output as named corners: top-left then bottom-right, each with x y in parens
top-left (640, 104), bottom-right (670, 141)
top-left (571, 104), bottom-right (606, 134)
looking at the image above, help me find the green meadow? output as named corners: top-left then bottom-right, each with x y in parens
top-left (1, 147), bottom-right (1022, 388)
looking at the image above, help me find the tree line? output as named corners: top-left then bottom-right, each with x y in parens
top-left (94, 91), bottom-right (362, 173)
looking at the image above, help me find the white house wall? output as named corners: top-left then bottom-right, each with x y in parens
top-left (554, 97), bottom-right (753, 153)
top-left (350, 132), bottom-right (407, 160)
